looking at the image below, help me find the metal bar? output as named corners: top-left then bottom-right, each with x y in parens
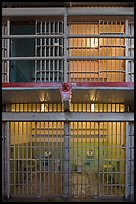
top-left (2, 56), bottom-right (64, 61)
top-left (67, 34), bottom-right (134, 38)
top-left (44, 22), bottom-right (46, 82)
top-left (68, 56), bottom-right (133, 60)
top-left (39, 122), bottom-right (42, 196)
top-left (18, 122), bottom-right (20, 195)
top-left (63, 121), bottom-right (70, 198)
top-left (26, 122), bottom-right (28, 196)
top-left (7, 20), bottom-right (10, 82)
top-left (2, 8), bottom-right (65, 16)
top-left (48, 22), bottom-right (51, 82)
top-left (35, 21), bottom-right (37, 82)
top-left (6, 122), bottom-right (10, 198)
top-left (125, 20), bottom-right (129, 82)
top-left (2, 112), bottom-right (134, 122)
top-left (2, 34), bottom-right (64, 39)
top-left (64, 8), bottom-right (68, 82)
top-left (68, 7), bottom-right (134, 16)
top-left (40, 22), bottom-right (42, 82)
top-left (2, 7), bottom-right (134, 17)
top-left (2, 56), bottom-right (133, 61)
top-left (125, 122), bottom-right (129, 199)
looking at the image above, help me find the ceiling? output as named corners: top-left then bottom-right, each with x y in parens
top-left (2, 84), bottom-right (134, 105)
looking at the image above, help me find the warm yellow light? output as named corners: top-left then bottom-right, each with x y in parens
top-left (90, 38), bottom-right (98, 48)
top-left (91, 104), bottom-right (95, 112)
top-left (41, 104), bottom-right (44, 112)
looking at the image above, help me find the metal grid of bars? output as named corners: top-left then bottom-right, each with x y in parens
top-left (2, 21), bottom-right (9, 82)
top-left (128, 22), bottom-right (134, 82)
top-left (35, 21), bottom-right (64, 82)
top-left (68, 20), bottom-right (133, 82)
top-left (127, 122), bottom-right (134, 198)
top-left (7, 121), bottom-right (126, 198)
top-left (10, 121), bottom-right (64, 197)
top-left (2, 122), bottom-right (8, 197)
top-left (70, 122), bottom-right (126, 198)
top-left (2, 19), bottom-right (134, 83)
top-left (3, 103), bottom-right (125, 113)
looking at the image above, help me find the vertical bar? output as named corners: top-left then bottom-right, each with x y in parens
top-left (52, 122), bottom-right (54, 195)
top-left (44, 21), bottom-right (47, 82)
top-left (2, 122), bottom-right (5, 196)
top-left (106, 21), bottom-right (108, 82)
top-left (13, 122), bottom-right (16, 195)
top-left (57, 21), bottom-right (59, 82)
top-left (17, 122), bottom-right (20, 195)
top-left (35, 21), bottom-right (37, 82)
top-left (22, 122), bottom-right (25, 195)
top-left (43, 122), bottom-right (46, 195)
top-left (53, 22), bottom-right (55, 82)
top-left (6, 122), bottom-right (10, 198)
top-left (26, 122), bottom-right (29, 196)
top-left (40, 22), bottom-right (42, 82)
top-left (39, 122), bottom-right (42, 196)
top-left (30, 122), bottom-right (33, 195)
top-left (56, 122), bottom-right (58, 194)
top-left (111, 21), bottom-right (113, 82)
top-left (98, 122), bottom-right (100, 196)
top-left (47, 122), bottom-right (50, 196)
top-left (60, 122), bottom-right (63, 195)
top-left (125, 122), bottom-right (130, 199)
top-left (125, 20), bottom-right (129, 82)
top-left (2, 24), bottom-right (4, 82)
top-left (34, 122), bottom-right (37, 196)
top-left (7, 20), bottom-right (10, 82)
top-left (119, 122), bottom-right (122, 194)
top-left (63, 121), bottom-right (70, 198)
top-left (64, 8), bottom-right (68, 82)
top-left (49, 22), bottom-right (51, 82)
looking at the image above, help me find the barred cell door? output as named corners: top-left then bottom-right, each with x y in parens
top-left (4, 120), bottom-right (126, 199)
top-left (70, 122), bottom-right (126, 198)
top-left (9, 121), bottom-right (64, 198)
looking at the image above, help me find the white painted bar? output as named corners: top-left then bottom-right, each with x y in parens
top-left (2, 7), bottom-right (134, 17)
top-left (2, 112), bottom-right (134, 122)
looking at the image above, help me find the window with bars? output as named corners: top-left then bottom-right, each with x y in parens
top-left (2, 19), bottom-right (134, 83)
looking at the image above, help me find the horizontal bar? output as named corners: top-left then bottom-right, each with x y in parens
top-left (2, 34), bottom-right (64, 39)
top-left (2, 8), bottom-right (65, 16)
top-left (2, 82), bottom-right (134, 88)
top-left (68, 56), bottom-right (133, 60)
top-left (68, 34), bottom-right (134, 38)
top-left (2, 7), bottom-right (134, 17)
top-left (2, 34), bottom-right (134, 39)
top-left (2, 56), bottom-right (134, 61)
top-left (68, 7), bottom-right (134, 16)
top-left (2, 112), bottom-right (134, 122)
top-left (2, 57), bottom-right (64, 61)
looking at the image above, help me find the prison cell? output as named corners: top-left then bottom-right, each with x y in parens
top-left (2, 120), bottom-right (130, 198)
top-left (70, 122), bottom-right (126, 198)
top-left (2, 19), bottom-right (134, 83)
top-left (9, 122), bottom-right (64, 197)
top-left (35, 21), bottom-right (64, 82)
top-left (68, 20), bottom-right (128, 82)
